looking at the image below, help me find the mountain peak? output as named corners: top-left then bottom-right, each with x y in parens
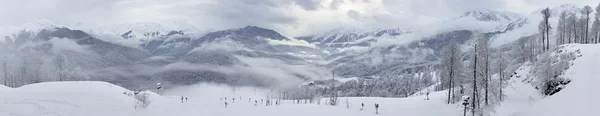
top-left (461, 9), bottom-right (524, 22)
top-left (20, 18), bottom-right (61, 31)
top-left (237, 25), bottom-right (288, 40)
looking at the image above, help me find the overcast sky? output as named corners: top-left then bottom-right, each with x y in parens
top-left (0, 0), bottom-right (598, 37)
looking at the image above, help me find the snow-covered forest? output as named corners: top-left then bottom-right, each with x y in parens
top-left (1, 0), bottom-right (600, 116)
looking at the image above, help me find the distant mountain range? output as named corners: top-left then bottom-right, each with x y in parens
top-left (0, 4), bottom-right (583, 89)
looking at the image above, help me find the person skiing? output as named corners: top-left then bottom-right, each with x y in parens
top-left (266, 100), bottom-right (269, 106)
top-left (181, 96), bottom-right (184, 103)
top-left (426, 92), bottom-right (430, 100)
top-left (375, 103), bottom-right (379, 114)
top-left (233, 98), bottom-right (235, 103)
top-left (255, 100), bottom-right (258, 106)
top-left (361, 103), bottom-right (364, 110)
top-left (225, 101), bottom-right (228, 108)
top-left (186, 97), bottom-right (188, 101)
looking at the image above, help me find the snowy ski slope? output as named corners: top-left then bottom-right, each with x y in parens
top-left (1, 44), bottom-right (599, 116)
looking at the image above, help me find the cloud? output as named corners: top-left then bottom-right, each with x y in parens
top-left (190, 37), bottom-right (253, 53)
top-left (294, 0), bottom-right (322, 11)
top-left (0, 0), bottom-right (597, 38)
top-left (159, 55), bottom-right (330, 88)
top-left (266, 37), bottom-right (317, 48)
top-left (47, 37), bottom-right (91, 53)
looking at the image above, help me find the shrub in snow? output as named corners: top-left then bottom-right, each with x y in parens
top-left (134, 92), bottom-right (152, 108)
top-left (530, 46), bottom-right (578, 96)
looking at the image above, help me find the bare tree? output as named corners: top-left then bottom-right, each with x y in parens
top-left (441, 41), bottom-right (463, 104)
top-left (497, 55), bottom-right (506, 101)
top-left (593, 3), bottom-right (600, 43)
top-left (567, 13), bottom-right (578, 43)
top-left (540, 8), bottom-right (551, 51)
top-left (471, 40), bottom-right (479, 116)
top-left (481, 38), bottom-right (490, 106)
top-left (592, 18), bottom-right (600, 44)
top-left (53, 53), bottom-right (68, 81)
top-left (558, 11), bottom-right (568, 45)
top-left (583, 5), bottom-right (593, 44)
top-left (1, 55), bottom-right (8, 87)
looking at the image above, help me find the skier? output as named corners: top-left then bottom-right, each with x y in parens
top-left (360, 103), bottom-right (364, 110)
top-left (186, 97), bottom-right (188, 101)
top-left (426, 92), bottom-right (430, 100)
top-left (233, 98), bottom-right (235, 103)
top-left (249, 98), bottom-right (251, 102)
top-left (265, 100), bottom-right (269, 106)
top-left (261, 99), bottom-right (263, 104)
top-left (375, 103), bottom-right (379, 114)
top-left (225, 101), bottom-right (228, 108)
top-left (181, 96), bottom-right (184, 103)
top-left (255, 100), bottom-right (258, 106)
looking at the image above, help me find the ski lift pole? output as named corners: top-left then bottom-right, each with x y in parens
top-left (462, 96), bottom-right (470, 116)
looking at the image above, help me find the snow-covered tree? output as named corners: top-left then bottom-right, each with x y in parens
top-left (557, 11), bottom-right (568, 45)
top-left (440, 41), bottom-right (463, 104)
top-left (53, 53), bottom-right (68, 81)
top-left (582, 5), bottom-right (593, 43)
top-left (567, 12), bottom-right (578, 43)
top-left (577, 15), bottom-right (588, 43)
top-left (1, 55), bottom-right (9, 87)
top-left (134, 91), bottom-right (152, 109)
top-left (539, 7), bottom-right (552, 51)
top-left (592, 3), bottom-right (600, 44)
top-left (62, 67), bottom-right (90, 81)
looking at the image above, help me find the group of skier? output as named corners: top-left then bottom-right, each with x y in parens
top-left (218, 96), bottom-right (384, 114)
top-left (360, 103), bottom-right (380, 114)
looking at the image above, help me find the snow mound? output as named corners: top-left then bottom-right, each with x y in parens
top-left (524, 44), bottom-right (600, 116)
top-left (494, 44), bottom-right (600, 116)
top-left (0, 84), bottom-right (10, 90)
top-left (16, 81), bottom-right (130, 93)
top-left (0, 81), bottom-right (145, 116)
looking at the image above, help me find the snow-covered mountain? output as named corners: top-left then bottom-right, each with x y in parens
top-left (295, 28), bottom-right (406, 52)
top-left (317, 9), bottom-right (526, 78)
top-left (0, 23), bottom-right (329, 89)
top-left (491, 4), bottom-right (583, 47)
top-left (1, 4), bottom-right (586, 91)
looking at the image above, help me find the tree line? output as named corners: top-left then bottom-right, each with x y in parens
top-left (1, 52), bottom-right (89, 87)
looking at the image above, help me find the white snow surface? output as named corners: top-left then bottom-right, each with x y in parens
top-left (2, 44), bottom-right (599, 116)
top-left (522, 44), bottom-right (600, 116)
top-left (494, 44), bottom-right (600, 116)
top-left (0, 81), bottom-right (462, 116)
